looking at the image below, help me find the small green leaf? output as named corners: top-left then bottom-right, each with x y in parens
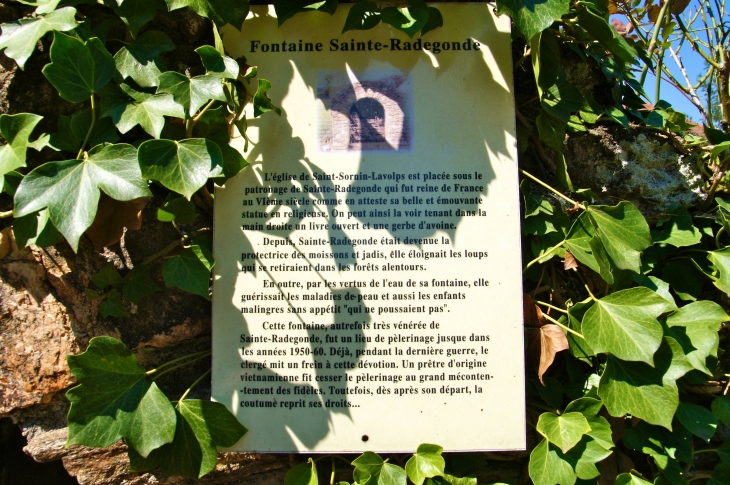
top-left (100, 289), bottom-right (129, 317)
top-left (286, 458), bottom-right (319, 485)
top-left (158, 196), bottom-right (198, 224)
top-left (138, 138), bottom-right (222, 199)
top-left (42, 32), bottom-right (116, 103)
top-left (0, 7), bottom-right (78, 69)
top-left (676, 402), bottom-right (717, 442)
top-left (536, 412), bottom-right (591, 454)
top-left (108, 83), bottom-right (185, 139)
top-left (622, 420), bottom-right (692, 464)
top-left (665, 301), bottom-right (728, 374)
top-left (528, 439), bottom-right (576, 485)
top-left (577, 8), bottom-right (637, 64)
top-left (342, 0), bottom-right (381, 32)
top-left (12, 209), bottom-right (62, 248)
top-left (162, 244), bottom-right (215, 298)
top-left (708, 248), bottom-right (730, 294)
top-left (712, 396), bottom-right (730, 428)
top-left (157, 72), bottom-right (227, 118)
top-left (0, 113), bottom-right (42, 176)
top-left (405, 444), bottom-right (445, 485)
top-left (420, 7), bottom-right (442, 36)
top-left (196, 45), bottom-right (240, 79)
top-left (253, 79), bottom-right (281, 117)
top-left (353, 452), bottom-right (407, 485)
top-left (598, 337), bottom-right (693, 429)
top-left (110, 0), bottom-right (167, 38)
top-left (114, 31), bottom-right (175, 88)
top-left (14, 144), bottom-right (151, 251)
top-left (381, 3), bottom-right (429, 38)
top-left (661, 259), bottom-right (704, 301)
top-left (66, 336), bottom-right (176, 456)
top-left (615, 473), bottom-right (652, 485)
top-left (581, 287), bottom-right (671, 364)
top-left (651, 205), bottom-right (701, 247)
top-left (496, 0), bottom-right (570, 40)
top-left (92, 262), bottom-right (123, 289)
top-left (586, 201), bottom-right (651, 273)
top-left (123, 265), bottom-right (160, 304)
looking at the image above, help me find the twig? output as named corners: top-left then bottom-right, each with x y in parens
top-left (542, 312), bottom-right (585, 339)
top-left (669, 46), bottom-right (710, 124)
top-left (520, 170), bottom-right (585, 209)
top-left (0, 210), bottom-right (12, 218)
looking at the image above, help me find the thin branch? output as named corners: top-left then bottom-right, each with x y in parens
top-left (669, 46), bottom-right (710, 124)
top-left (520, 169), bottom-right (585, 209)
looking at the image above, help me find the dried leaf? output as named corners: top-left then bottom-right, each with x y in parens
top-left (86, 194), bottom-right (150, 249)
top-left (537, 324), bottom-right (569, 384)
top-left (608, 0), bottom-right (618, 14)
top-left (524, 294), bottom-right (545, 327)
top-left (672, 0), bottom-right (690, 15)
top-left (564, 250), bottom-right (579, 270)
top-left (647, 4), bottom-right (661, 22)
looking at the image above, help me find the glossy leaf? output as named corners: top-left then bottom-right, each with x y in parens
top-left (0, 7), bottom-right (78, 69)
top-left (586, 202), bottom-right (651, 273)
top-left (581, 287), bottom-right (671, 364)
top-left (50, 109), bottom-right (119, 153)
top-left (528, 439), bottom-right (576, 485)
top-left (615, 473), bottom-right (652, 485)
top-left (162, 243), bottom-right (215, 298)
top-left (42, 33), bottom-right (116, 103)
top-left (405, 443), bottom-right (445, 485)
top-left (536, 412), bottom-right (591, 454)
top-left (651, 205), bottom-right (701, 247)
top-left (676, 402), bottom-right (717, 442)
top-left (66, 336), bottom-right (176, 457)
top-left (342, 0), bottom-right (381, 32)
top-left (286, 458), bottom-right (319, 485)
top-left (665, 301), bottom-right (728, 374)
top-left (12, 209), bottom-right (63, 248)
top-left (0, 113), bottom-right (43, 175)
top-left (707, 248), bottom-right (730, 294)
top-left (196, 45), bottom-right (240, 79)
top-left (158, 196), bottom-right (198, 224)
top-left (598, 337), bottom-right (693, 429)
top-left (496, 0), bottom-right (570, 40)
top-left (158, 72), bottom-right (227, 117)
top-left (14, 144), bottom-right (151, 251)
top-left (353, 452), bottom-right (408, 485)
top-left (138, 138), bottom-right (222, 199)
top-left (108, 83), bottom-right (185, 139)
top-left (114, 31), bottom-right (175, 88)
top-left (253, 79), bottom-right (281, 117)
top-left (110, 0), bottom-right (167, 38)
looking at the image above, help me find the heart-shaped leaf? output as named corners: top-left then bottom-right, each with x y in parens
top-left (405, 443), bottom-right (445, 485)
top-left (196, 45), bottom-right (240, 79)
top-left (0, 113), bottom-right (43, 176)
top-left (536, 412), bottom-right (591, 454)
top-left (162, 243), bottom-right (215, 298)
top-left (0, 7), bottom-right (78, 69)
top-left (114, 30), bottom-right (175, 88)
top-left (157, 72), bottom-right (227, 117)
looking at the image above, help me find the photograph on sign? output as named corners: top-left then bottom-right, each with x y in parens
top-left (213, 3), bottom-right (526, 453)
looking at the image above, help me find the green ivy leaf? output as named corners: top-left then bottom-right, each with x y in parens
top-left (586, 201), bottom-right (651, 273)
top-left (664, 301), bottom-right (728, 374)
top-left (381, 2), bottom-right (429, 38)
top-left (109, 83), bottom-right (185, 139)
top-left (114, 31), bottom-right (175, 88)
top-left (615, 473), bottom-right (652, 485)
top-left (712, 396), bottom-right (730, 428)
top-left (100, 289), bottom-right (129, 317)
top-left (420, 7), bottom-right (442, 36)
top-left (253, 79), bottom-right (281, 117)
top-left (123, 265), bottom-right (160, 304)
top-left (405, 443), bottom-right (445, 485)
top-left (675, 402), bottom-right (717, 442)
top-left (496, 0), bottom-right (570, 40)
top-left (632, 275), bottom-right (677, 310)
top-left (651, 205), bottom-right (701, 247)
top-left (42, 32), bottom-right (116, 103)
top-left (709, 464), bottom-right (730, 485)
top-left (623, 420), bottom-right (693, 464)
top-left (14, 144), bottom-right (152, 251)
top-left (562, 435), bottom-right (612, 479)
top-left (661, 259), bottom-right (704, 301)
top-left (92, 262), bottom-right (123, 289)
top-left (50, 109), bottom-right (120, 154)
top-left (531, 30), bottom-right (560, 98)
top-left (541, 72), bottom-right (585, 122)
top-left (536, 110), bottom-right (566, 154)
top-left (162, 243), bottom-right (215, 298)
top-left (565, 213), bottom-right (601, 273)
top-left (285, 458), bottom-right (319, 485)
top-left (0, 7), bottom-right (78, 69)
top-left (0, 113), bottom-right (43, 176)
top-left (108, 0), bottom-right (167, 38)
top-left (577, 8), bottom-right (638, 64)
top-left (353, 452), bottom-right (408, 485)
top-left (536, 412), bottom-right (591, 454)
top-left (528, 439), bottom-right (576, 485)
top-left (707, 248), bottom-right (730, 294)
top-left (581, 287), bottom-right (671, 364)
top-left (342, 0), bottom-right (381, 32)
top-left (138, 138), bottom-right (222, 199)
top-left (12, 209), bottom-right (63, 248)
top-left (196, 45), bottom-right (240, 79)
top-left (66, 336), bottom-right (176, 456)
top-left (598, 337), bottom-right (693, 429)
top-left (716, 440), bottom-right (730, 464)
top-left (158, 195), bottom-right (198, 224)
top-left (274, 0), bottom-right (337, 26)
top-left (165, 0), bottom-right (250, 29)
top-left (157, 72), bottom-right (227, 117)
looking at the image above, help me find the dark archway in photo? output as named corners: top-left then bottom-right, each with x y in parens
top-left (349, 97), bottom-right (386, 147)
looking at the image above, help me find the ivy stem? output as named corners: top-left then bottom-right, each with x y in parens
top-left (717, 226), bottom-right (725, 248)
top-left (141, 238), bottom-right (183, 265)
top-left (534, 301), bottom-right (568, 313)
top-left (523, 240), bottom-right (566, 273)
top-left (0, 210), bottom-right (13, 218)
top-left (77, 94), bottom-right (97, 159)
top-left (178, 368), bottom-right (211, 403)
top-left (542, 312), bottom-right (585, 339)
top-left (146, 349), bottom-right (212, 376)
top-left (573, 268), bottom-right (598, 302)
top-left (692, 448), bottom-right (717, 455)
top-left (639, 0), bottom-right (673, 86)
top-left (153, 353), bottom-right (211, 381)
top-left (520, 170), bottom-right (585, 210)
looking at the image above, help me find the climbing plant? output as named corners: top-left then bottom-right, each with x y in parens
top-left (1, 0), bottom-right (730, 482)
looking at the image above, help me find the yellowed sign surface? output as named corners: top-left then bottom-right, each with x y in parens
top-left (214, 4), bottom-right (525, 452)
